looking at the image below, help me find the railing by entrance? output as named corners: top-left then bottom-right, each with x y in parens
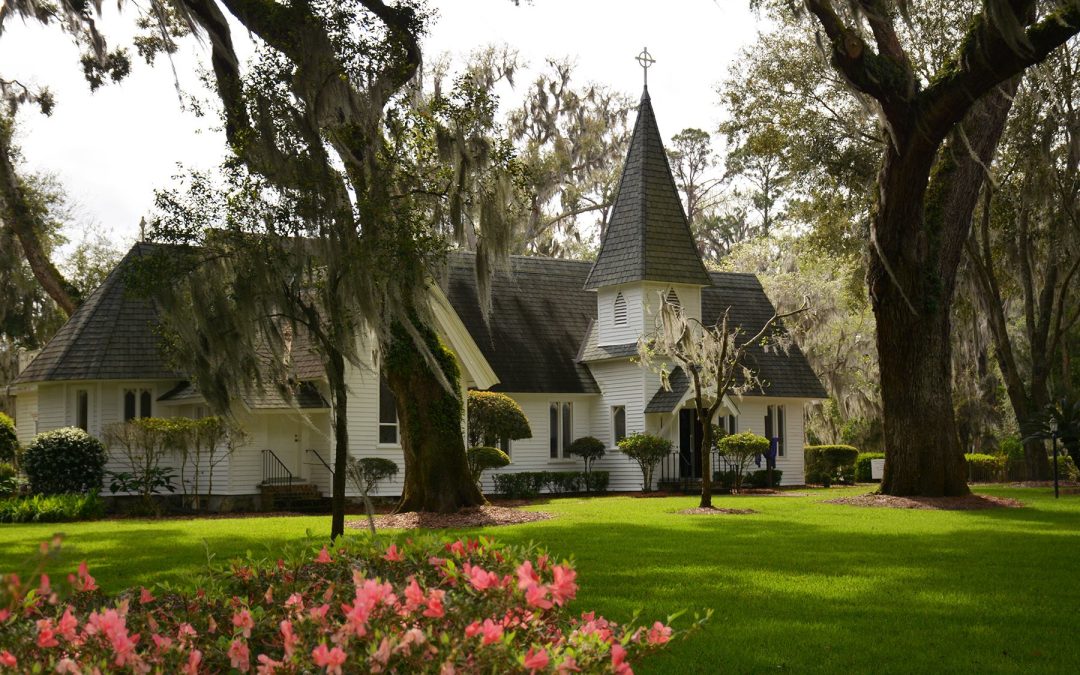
top-left (261, 449), bottom-right (294, 487)
top-left (657, 448), bottom-right (723, 492)
top-left (306, 449), bottom-right (334, 477)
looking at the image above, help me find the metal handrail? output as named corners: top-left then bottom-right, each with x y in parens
top-left (305, 449), bottom-right (334, 476)
top-left (261, 449), bottom-right (294, 487)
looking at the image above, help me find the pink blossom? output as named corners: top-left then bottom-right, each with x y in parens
top-left (285, 592), bottom-right (305, 613)
top-left (309, 603), bottom-right (330, 622)
top-left (38, 573), bottom-right (51, 597)
top-left (139, 587), bottom-right (155, 604)
top-left (229, 638), bottom-right (251, 672)
top-left (465, 563), bottom-right (499, 592)
top-left (207, 616), bottom-right (217, 634)
top-left (370, 637), bottom-right (392, 672)
top-left (56, 606), bottom-right (78, 641)
top-left (394, 627), bottom-right (426, 655)
top-left (550, 565), bottom-right (577, 606)
top-left (315, 546), bottom-right (333, 564)
top-left (0, 651), bottom-right (15, 668)
top-left (647, 621), bottom-right (672, 645)
top-left (177, 622), bottom-right (198, 642)
top-left (86, 608), bottom-right (140, 668)
top-left (264, 586), bottom-right (274, 604)
top-left (403, 577), bottom-right (425, 613)
top-left (256, 653), bottom-right (283, 674)
top-left (556, 655), bottom-right (581, 674)
top-left (423, 589), bottom-right (446, 618)
top-left (0, 609), bottom-right (9, 622)
top-left (152, 632), bottom-right (173, 651)
top-left (181, 649), bottom-right (202, 675)
top-left (280, 620), bottom-right (298, 657)
top-left (35, 619), bottom-right (59, 648)
top-left (54, 658), bottom-right (79, 674)
top-left (312, 643), bottom-right (347, 675)
top-left (464, 621), bottom-right (482, 638)
top-left (383, 544), bottom-right (403, 562)
top-left (516, 561), bottom-right (540, 590)
top-left (233, 608), bottom-right (255, 638)
top-left (525, 583), bottom-right (553, 610)
top-left (446, 540), bottom-right (466, 556)
top-left (611, 643), bottom-right (632, 675)
top-left (76, 560), bottom-right (98, 592)
top-left (440, 659), bottom-right (457, 675)
top-left (479, 618), bottom-right (503, 645)
top-left (523, 647), bottom-right (550, 672)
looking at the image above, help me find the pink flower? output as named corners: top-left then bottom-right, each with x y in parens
top-left (465, 563), bottom-right (499, 592)
top-left (86, 608), bottom-right (140, 667)
top-left (139, 587), bottom-right (155, 604)
top-left (207, 616), bottom-right (217, 633)
top-left (309, 603), bottom-right (330, 622)
top-left (370, 637), bottom-right (392, 672)
top-left (285, 592), bottom-right (305, 613)
top-left (423, 589), bottom-right (446, 618)
top-left (403, 577), bottom-right (425, 613)
top-left (0, 651), bottom-right (15, 668)
top-left (523, 647), bottom-right (550, 672)
top-left (312, 644), bottom-right (347, 675)
top-left (233, 608), bottom-right (255, 638)
top-left (647, 621), bottom-right (672, 645)
top-left (611, 643), bottom-right (632, 675)
top-left (57, 606), bottom-right (78, 641)
top-left (516, 561), bottom-right (540, 590)
top-left (256, 653), bottom-right (283, 674)
top-left (177, 622), bottom-right (198, 643)
top-left (54, 658), bottom-right (79, 674)
top-left (556, 655), bottom-right (581, 673)
top-left (181, 649), bottom-right (202, 675)
top-left (525, 583), bottom-right (553, 610)
top-left (550, 565), bottom-right (577, 605)
top-left (479, 618), bottom-right (503, 645)
top-left (152, 632), bottom-right (173, 650)
top-left (447, 540), bottom-right (466, 556)
top-left (280, 620), bottom-right (298, 657)
top-left (315, 546), bottom-right (333, 564)
top-left (229, 638), bottom-right (251, 672)
top-left (383, 544), bottom-right (403, 562)
top-left (38, 573), bottom-right (51, 597)
top-left (464, 621), bottom-right (482, 638)
top-left (76, 560), bottom-right (98, 592)
top-left (36, 619), bottom-right (59, 648)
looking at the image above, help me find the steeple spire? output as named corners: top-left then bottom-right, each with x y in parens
top-left (583, 79), bottom-right (711, 290)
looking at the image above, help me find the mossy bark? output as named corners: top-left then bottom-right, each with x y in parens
top-left (327, 346), bottom-right (349, 539)
top-left (385, 320), bottom-right (484, 513)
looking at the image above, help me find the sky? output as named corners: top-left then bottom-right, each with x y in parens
top-left (0, 0), bottom-right (763, 251)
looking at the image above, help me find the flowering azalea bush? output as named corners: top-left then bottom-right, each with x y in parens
top-left (0, 535), bottom-right (703, 673)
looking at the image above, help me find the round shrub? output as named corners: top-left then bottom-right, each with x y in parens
top-left (346, 457), bottom-right (399, 495)
top-left (0, 412), bottom-right (18, 464)
top-left (466, 446), bottom-right (511, 483)
top-left (805, 444), bottom-right (859, 485)
top-left (467, 391), bottom-right (532, 447)
top-left (717, 431), bottom-right (770, 457)
top-left (23, 428), bottom-right (107, 496)
top-left (618, 432), bottom-right (672, 492)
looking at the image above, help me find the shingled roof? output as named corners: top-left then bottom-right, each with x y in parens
top-left (583, 88), bottom-right (712, 290)
top-left (15, 244), bottom-right (182, 384)
top-left (444, 252), bottom-right (599, 394)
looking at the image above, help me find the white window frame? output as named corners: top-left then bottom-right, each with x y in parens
top-left (549, 401), bottom-right (574, 459)
top-left (122, 387), bottom-right (154, 422)
top-left (765, 404), bottom-right (786, 457)
top-left (613, 292), bottom-right (628, 326)
top-left (611, 405), bottom-right (627, 446)
top-left (378, 378), bottom-right (399, 446)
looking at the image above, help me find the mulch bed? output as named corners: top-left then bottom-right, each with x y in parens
top-left (346, 505), bottom-right (554, 530)
top-left (824, 493), bottom-right (1024, 510)
top-left (678, 507), bottom-right (758, 515)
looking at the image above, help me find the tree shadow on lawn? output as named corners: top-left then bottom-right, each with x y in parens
top-left (472, 503), bottom-right (1079, 673)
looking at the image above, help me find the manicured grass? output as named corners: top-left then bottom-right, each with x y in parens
top-left (2, 487), bottom-right (1078, 673)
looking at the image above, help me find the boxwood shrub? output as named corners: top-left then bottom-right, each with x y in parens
top-left (491, 471), bottom-right (608, 498)
top-left (747, 469), bottom-right (784, 489)
top-left (0, 412), bottom-right (17, 464)
top-left (805, 445), bottom-right (859, 485)
top-left (0, 493), bottom-right (104, 523)
top-left (855, 452), bottom-right (886, 482)
top-left (24, 428), bottom-right (107, 496)
top-left (964, 453), bottom-right (1007, 482)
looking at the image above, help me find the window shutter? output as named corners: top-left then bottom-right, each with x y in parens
top-left (613, 292), bottom-right (627, 326)
top-left (666, 288), bottom-right (681, 310)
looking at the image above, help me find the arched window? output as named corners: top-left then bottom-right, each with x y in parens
top-left (666, 288), bottom-right (681, 311)
top-left (613, 292), bottom-right (627, 325)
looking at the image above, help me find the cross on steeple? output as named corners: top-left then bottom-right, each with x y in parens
top-left (636, 47), bottom-right (655, 87)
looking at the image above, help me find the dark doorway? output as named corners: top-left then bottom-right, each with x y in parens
top-left (679, 409), bottom-right (704, 479)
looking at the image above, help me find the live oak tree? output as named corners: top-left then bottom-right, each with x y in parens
top-left (637, 292), bottom-right (807, 508)
top-left (792, 0), bottom-right (1080, 495)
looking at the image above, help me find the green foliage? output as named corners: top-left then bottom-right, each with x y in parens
top-left (466, 391), bottom-right (532, 448)
top-left (855, 452), bottom-right (886, 482)
top-left (0, 493), bottom-right (104, 523)
top-left (23, 428), bottom-right (106, 496)
top-left (466, 446), bottom-right (511, 484)
top-left (0, 462), bottom-right (19, 497)
top-left (1052, 454), bottom-right (1079, 481)
top-left (840, 417), bottom-right (883, 453)
top-left (999, 437), bottom-right (1024, 463)
top-left (567, 436), bottom-right (606, 491)
top-left (805, 445), bottom-right (859, 486)
top-left (0, 413), bottom-right (17, 464)
top-left (617, 432), bottom-right (673, 492)
top-left (716, 432), bottom-right (770, 491)
top-left (964, 453), bottom-right (1007, 483)
top-left (103, 418), bottom-right (187, 510)
top-left (747, 469), bottom-right (784, 489)
top-left (490, 470), bottom-right (607, 498)
top-left (346, 457), bottom-right (399, 495)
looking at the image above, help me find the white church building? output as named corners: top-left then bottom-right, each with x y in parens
top-left (10, 87), bottom-right (825, 502)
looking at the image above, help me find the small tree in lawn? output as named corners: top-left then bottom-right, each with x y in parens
top-left (568, 436), bottom-right (606, 492)
top-left (716, 432), bottom-right (769, 493)
top-left (346, 457), bottom-right (399, 534)
top-left (618, 432), bottom-right (672, 492)
top-left (637, 291), bottom-right (807, 508)
top-left (467, 391), bottom-right (532, 448)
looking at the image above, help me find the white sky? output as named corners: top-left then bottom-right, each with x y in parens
top-left (0, 0), bottom-right (762, 249)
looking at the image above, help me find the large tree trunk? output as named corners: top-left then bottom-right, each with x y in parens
top-left (386, 319), bottom-right (484, 513)
top-left (327, 347), bottom-right (349, 539)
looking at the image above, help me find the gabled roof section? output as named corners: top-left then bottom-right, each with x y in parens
top-left (584, 88), bottom-right (712, 290)
top-left (15, 244), bottom-right (182, 384)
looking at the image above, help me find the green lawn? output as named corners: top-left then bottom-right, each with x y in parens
top-left (2, 487), bottom-right (1078, 673)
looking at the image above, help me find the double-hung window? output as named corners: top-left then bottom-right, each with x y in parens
top-left (549, 401), bottom-right (573, 458)
top-left (75, 390), bottom-right (89, 432)
top-left (764, 404), bottom-right (786, 456)
top-left (123, 388), bottom-right (153, 422)
top-left (379, 378), bottom-right (399, 445)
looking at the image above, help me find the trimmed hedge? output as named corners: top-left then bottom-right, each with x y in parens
top-left (0, 493), bottom-right (104, 523)
top-left (491, 471), bottom-right (609, 499)
top-left (856, 452), bottom-right (886, 482)
top-left (964, 453), bottom-right (1007, 482)
top-left (805, 445), bottom-right (859, 485)
top-left (747, 469), bottom-right (784, 489)
top-left (0, 412), bottom-right (17, 464)
top-left (24, 428), bottom-right (107, 496)
top-left (466, 446), bottom-right (511, 483)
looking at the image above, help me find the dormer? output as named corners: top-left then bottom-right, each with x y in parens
top-left (585, 87), bottom-right (711, 346)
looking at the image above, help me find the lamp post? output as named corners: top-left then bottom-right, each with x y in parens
top-left (1050, 416), bottom-right (1060, 500)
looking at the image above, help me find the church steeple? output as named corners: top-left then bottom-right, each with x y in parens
top-left (583, 86), bottom-right (711, 290)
